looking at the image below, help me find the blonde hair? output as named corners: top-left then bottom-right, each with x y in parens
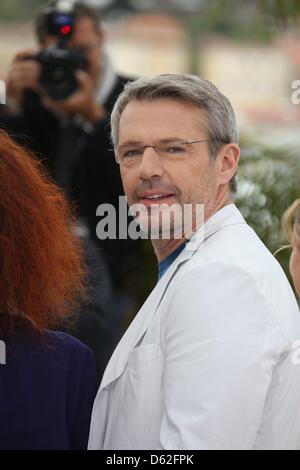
top-left (283, 199), bottom-right (300, 243)
top-left (274, 199), bottom-right (300, 256)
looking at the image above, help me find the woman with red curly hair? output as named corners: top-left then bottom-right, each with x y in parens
top-left (0, 130), bottom-right (97, 450)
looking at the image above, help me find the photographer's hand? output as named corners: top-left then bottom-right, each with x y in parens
top-left (42, 70), bottom-right (105, 123)
top-left (6, 49), bottom-right (41, 111)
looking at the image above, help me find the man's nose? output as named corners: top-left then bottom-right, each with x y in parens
top-left (138, 146), bottom-right (164, 180)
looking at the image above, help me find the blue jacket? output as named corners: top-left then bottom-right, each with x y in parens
top-left (0, 328), bottom-right (98, 450)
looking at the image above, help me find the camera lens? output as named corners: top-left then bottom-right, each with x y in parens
top-left (37, 48), bottom-right (87, 101)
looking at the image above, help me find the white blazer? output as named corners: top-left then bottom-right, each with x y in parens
top-left (88, 204), bottom-right (300, 450)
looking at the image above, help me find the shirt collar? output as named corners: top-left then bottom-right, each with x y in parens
top-left (94, 53), bottom-right (118, 106)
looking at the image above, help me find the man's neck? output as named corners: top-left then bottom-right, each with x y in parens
top-left (152, 191), bottom-right (233, 263)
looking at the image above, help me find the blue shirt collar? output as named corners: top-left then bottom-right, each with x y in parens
top-left (158, 242), bottom-right (186, 280)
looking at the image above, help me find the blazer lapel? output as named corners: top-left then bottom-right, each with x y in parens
top-left (100, 247), bottom-right (193, 391)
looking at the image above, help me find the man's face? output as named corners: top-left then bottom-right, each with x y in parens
top-left (43, 16), bottom-right (103, 81)
top-left (118, 98), bottom-right (226, 237)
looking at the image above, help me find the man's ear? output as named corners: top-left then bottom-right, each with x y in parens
top-left (217, 143), bottom-right (240, 186)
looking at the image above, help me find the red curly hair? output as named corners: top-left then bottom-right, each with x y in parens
top-left (0, 130), bottom-right (86, 333)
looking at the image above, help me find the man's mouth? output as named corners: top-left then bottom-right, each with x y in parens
top-left (137, 192), bottom-right (176, 205)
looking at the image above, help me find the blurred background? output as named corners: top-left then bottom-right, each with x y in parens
top-left (0, 0), bottom-right (299, 289)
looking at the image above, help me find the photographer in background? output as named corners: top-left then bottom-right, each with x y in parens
top-left (0, 0), bottom-right (143, 380)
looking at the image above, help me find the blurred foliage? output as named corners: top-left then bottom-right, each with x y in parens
top-left (260, 0), bottom-right (300, 25)
top-left (1, 0), bottom-right (300, 27)
top-left (200, 0), bottom-right (300, 37)
top-left (236, 136), bottom-right (300, 288)
top-left (0, 0), bottom-right (45, 20)
top-left (183, 1), bottom-right (273, 44)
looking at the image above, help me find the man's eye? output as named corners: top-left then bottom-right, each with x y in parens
top-left (124, 149), bottom-right (143, 158)
top-left (164, 145), bottom-right (186, 154)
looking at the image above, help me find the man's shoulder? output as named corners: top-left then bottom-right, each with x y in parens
top-left (115, 73), bottom-right (136, 85)
top-left (103, 74), bottom-right (132, 113)
top-left (172, 220), bottom-right (291, 305)
top-left (167, 221), bottom-right (298, 327)
top-left (192, 220), bottom-right (280, 278)
top-left (110, 74), bottom-right (134, 95)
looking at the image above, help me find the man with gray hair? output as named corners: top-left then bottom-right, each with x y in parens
top-left (89, 74), bottom-right (300, 450)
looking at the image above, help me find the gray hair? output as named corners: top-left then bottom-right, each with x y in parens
top-left (111, 74), bottom-right (238, 192)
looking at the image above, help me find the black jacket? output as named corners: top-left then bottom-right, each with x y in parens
top-left (0, 75), bottom-right (142, 295)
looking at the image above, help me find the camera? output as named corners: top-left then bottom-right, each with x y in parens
top-left (34, 1), bottom-right (88, 100)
